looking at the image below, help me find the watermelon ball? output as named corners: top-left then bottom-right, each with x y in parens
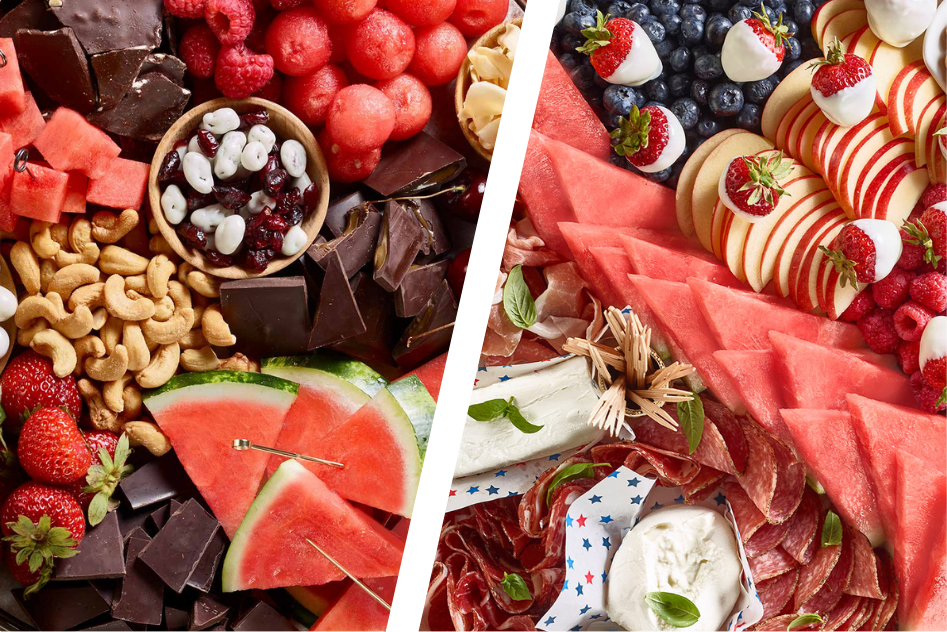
top-left (409, 22), bottom-right (467, 87)
top-left (318, 129), bottom-right (382, 183)
top-left (313, 0), bottom-right (376, 24)
top-left (345, 9), bottom-right (416, 81)
top-left (448, 0), bottom-right (508, 37)
top-left (375, 74), bottom-right (432, 141)
top-left (284, 65), bottom-right (348, 127)
top-left (265, 6), bottom-right (331, 77)
top-left (386, 0), bottom-right (456, 26)
top-left (326, 84), bottom-right (395, 153)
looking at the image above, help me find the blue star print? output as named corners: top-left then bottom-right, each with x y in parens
top-left (486, 486), bottom-right (499, 495)
top-left (566, 514), bottom-right (574, 527)
top-left (567, 557), bottom-right (574, 569)
top-left (715, 492), bottom-right (727, 506)
top-left (674, 494), bottom-right (685, 503)
top-left (607, 470), bottom-right (619, 478)
top-left (576, 584), bottom-right (584, 596)
top-left (498, 375), bottom-right (511, 382)
top-left (600, 515), bottom-right (613, 524)
top-left (571, 626), bottom-right (582, 631)
top-left (631, 495), bottom-right (642, 504)
top-left (564, 580), bottom-right (569, 590)
top-left (543, 617), bottom-right (556, 626)
top-left (477, 366), bottom-right (487, 372)
top-left (627, 478), bottom-right (639, 487)
top-left (466, 486), bottom-right (479, 495)
top-left (651, 502), bottom-right (662, 510)
top-left (508, 491), bottom-right (518, 496)
top-left (582, 538), bottom-right (591, 551)
top-left (589, 495), bottom-right (602, 504)
top-left (549, 453), bottom-right (561, 461)
top-left (580, 605), bottom-right (591, 615)
top-left (602, 537), bottom-right (611, 550)
top-left (602, 572), bottom-right (607, 583)
top-left (495, 470), bottom-right (507, 477)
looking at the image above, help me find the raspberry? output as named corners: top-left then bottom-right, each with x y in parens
top-left (898, 227), bottom-right (927, 270)
top-left (921, 184), bottom-right (947, 209)
top-left (215, 45), bottom-right (275, 98)
top-left (871, 267), bottom-right (915, 309)
top-left (923, 356), bottom-right (947, 391)
top-left (206, 0), bottom-right (256, 45)
top-left (911, 370), bottom-right (946, 414)
top-left (839, 287), bottom-right (875, 322)
top-left (179, 24), bottom-right (221, 79)
top-left (165, 0), bottom-right (207, 18)
top-left (910, 272), bottom-right (947, 313)
top-left (857, 308), bottom-right (899, 354)
top-left (897, 339), bottom-right (920, 374)
top-left (893, 301), bottom-right (935, 342)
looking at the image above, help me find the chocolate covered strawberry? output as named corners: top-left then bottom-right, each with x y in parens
top-left (17, 408), bottom-right (91, 486)
top-left (721, 4), bottom-right (791, 82)
top-left (903, 205), bottom-right (946, 268)
top-left (718, 151), bottom-right (792, 221)
top-left (820, 219), bottom-right (903, 287)
top-left (809, 39), bottom-right (876, 127)
top-left (576, 11), bottom-right (662, 86)
top-left (610, 105), bottom-right (684, 173)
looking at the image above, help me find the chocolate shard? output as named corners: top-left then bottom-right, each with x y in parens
top-left (404, 198), bottom-right (451, 256)
top-left (138, 499), bottom-right (220, 593)
top-left (148, 498), bottom-right (181, 532)
top-left (395, 260), bottom-right (451, 318)
top-left (189, 594), bottom-right (230, 631)
top-left (111, 536), bottom-right (163, 626)
top-left (81, 621), bottom-right (134, 631)
top-left (165, 606), bottom-right (189, 631)
top-left (331, 271), bottom-right (397, 371)
top-left (119, 453), bottom-right (193, 510)
top-left (231, 601), bottom-right (295, 631)
top-left (0, 0), bottom-right (58, 37)
top-left (393, 280), bottom-right (457, 369)
top-left (53, 511), bottom-right (125, 581)
top-left (219, 276), bottom-right (311, 357)
top-left (139, 53), bottom-right (186, 86)
top-left (364, 132), bottom-right (467, 196)
top-left (15, 27), bottom-right (96, 114)
top-left (325, 191), bottom-right (367, 238)
top-left (51, 0), bottom-right (163, 55)
top-left (13, 583), bottom-right (111, 631)
top-left (87, 72), bottom-right (191, 142)
top-left (90, 48), bottom-right (150, 111)
top-left (310, 250), bottom-right (366, 350)
top-left (185, 528), bottom-right (227, 593)
top-left (116, 510), bottom-right (151, 541)
top-left (307, 205), bottom-right (382, 278)
top-left (373, 200), bottom-right (425, 292)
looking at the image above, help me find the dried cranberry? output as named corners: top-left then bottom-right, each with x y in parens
top-left (197, 129), bottom-right (220, 158)
top-left (243, 249), bottom-right (271, 272)
top-left (302, 183), bottom-right (320, 212)
top-left (286, 206), bottom-right (304, 226)
top-left (262, 154), bottom-right (280, 176)
top-left (265, 230), bottom-right (284, 252)
top-left (269, 140), bottom-right (281, 156)
top-left (239, 110), bottom-right (269, 128)
top-left (264, 214), bottom-right (288, 232)
top-left (204, 249), bottom-right (234, 267)
top-left (263, 169), bottom-right (288, 197)
top-left (157, 150), bottom-right (182, 183)
top-left (213, 185), bottom-right (251, 210)
top-left (179, 223), bottom-right (207, 250)
top-left (275, 188), bottom-right (300, 215)
top-left (246, 207), bottom-right (269, 233)
top-left (188, 191), bottom-right (216, 212)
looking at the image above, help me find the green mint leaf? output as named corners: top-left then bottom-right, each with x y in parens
top-left (546, 462), bottom-right (611, 507)
top-left (676, 396), bottom-right (704, 455)
top-left (788, 613), bottom-right (824, 630)
top-left (506, 405), bottom-right (543, 435)
top-left (645, 592), bottom-right (701, 628)
top-left (467, 399), bottom-right (511, 422)
top-left (500, 572), bottom-right (532, 601)
top-left (503, 265), bottom-right (537, 329)
top-left (821, 510), bottom-right (842, 546)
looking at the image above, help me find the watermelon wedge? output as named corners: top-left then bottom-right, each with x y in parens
top-left (621, 236), bottom-right (742, 287)
top-left (399, 352), bottom-right (445, 401)
top-left (560, 225), bottom-right (635, 307)
top-left (905, 521), bottom-right (946, 631)
top-left (311, 576), bottom-right (396, 631)
top-left (286, 582), bottom-right (349, 618)
top-left (713, 350), bottom-right (791, 447)
top-left (262, 353), bottom-right (387, 478)
top-left (780, 408), bottom-right (884, 546)
top-left (143, 371), bottom-right (299, 538)
top-left (221, 460), bottom-right (404, 591)
top-left (768, 332), bottom-right (915, 410)
top-left (518, 130), bottom-right (576, 256)
top-left (588, 245), bottom-right (636, 305)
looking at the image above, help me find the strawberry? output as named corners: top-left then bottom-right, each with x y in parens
top-left (17, 408), bottom-right (91, 486)
top-left (808, 39), bottom-right (875, 127)
top-left (921, 184), bottom-right (947, 209)
top-left (902, 208), bottom-right (946, 270)
top-left (0, 351), bottom-right (81, 434)
top-left (4, 545), bottom-right (43, 588)
top-left (820, 219), bottom-right (902, 287)
top-left (721, 3), bottom-right (791, 83)
top-left (610, 105), bottom-right (685, 173)
top-left (63, 433), bottom-right (133, 526)
top-left (719, 151), bottom-right (792, 221)
top-left (576, 11), bottom-right (662, 87)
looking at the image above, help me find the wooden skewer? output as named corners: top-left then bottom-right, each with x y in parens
top-left (232, 439), bottom-right (344, 468)
top-left (305, 539), bottom-right (392, 611)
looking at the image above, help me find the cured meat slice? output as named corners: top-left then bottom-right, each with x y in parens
top-left (745, 518), bottom-right (793, 558)
top-left (751, 614), bottom-right (803, 631)
top-left (724, 481), bottom-right (768, 542)
top-left (703, 398), bottom-right (750, 474)
top-left (843, 597), bottom-right (874, 630)
top-left (535, 479), bottom-right (596, 572)
top-left (799, 528), bottom-right (854, 614)
top-left (758, 566), bottom-right (798, 619)
top-left (623, 443), bottom-right (700, 486)
top-left (822, 594), bottom-right (861, 631)
top-left (781, 488), bottom-right (822, 565)
top-left (765, 431), bottom-right (806, 524)
top-left (846, 530), bottom-right (886, 600)
top-left (748, 546), bottom-right (798, 582)
top-left (441, 528), bottom-right (532, 615)
top-left (682, 467), bottom-right (725, 504)
top-left (518, 455), bottom-right (591, 538)
top-left (737, 421), bottom-right (779, 519)
top-left (794, 537), bottom-right (843, 610)
top-left (871, 555), bottom-right (899, 630)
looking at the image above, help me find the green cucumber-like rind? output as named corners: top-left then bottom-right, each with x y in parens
top-left (143, 370), bottom-right (298, 400)
top-left (387, 376), bottom-right (435, 460)
top-left (262, 352), bottom-right (387, 397)
top-left (369, 388), bottom-right (422, 515)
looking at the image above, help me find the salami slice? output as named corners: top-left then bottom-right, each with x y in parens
top-left (758, 566), bottom-right (798, 619)
top-left (749, 546), bottom-right (798, 582)
top-left (518, 455), bottom-right (590, 538)
top-left (745, 517), bottom-right (793, 558)
top-left (533, 479), bottom-right (596, 571)
top-left (682, 467), bottom-right (725, 504)
top-left (841, 597), bottom-right (874, 631)
top-left (751, 614), bottom-right (804, 631)
top-left (845, 530), bottom-right (886, 600)
top-left (795, 540), bottom-right (843, 610)
top-left (702, 397), bottom-right (749, 474)
top-left (764, 431), bottom-right (806, 524)
top-left (623, 443), bottom-right (700, 485)
top-left (724, 480), bottom-right (768, 542)
top-left (800, 528), bottom-right (854, 614)
top-left (822, 594), bottom-right (861, 631)
top-left (781, 487), bottom-right (822, 564)
top-left (871, 556), bottom-right (898, 631)
top-left (738, 420), bottom-right (779, 519)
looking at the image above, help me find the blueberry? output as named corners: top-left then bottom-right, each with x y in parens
top-left (660, 13), bottom-right (682, 35)
top-left (609, 151), bottom-right (628, 169)
top-left (762, 5), bottom-right (778, 22)
top-left (679, 4), bottom-right (706, 21)
top-left (782, 18), bottom-right (798, 36)
top-left (628, 2), bottom-right (651, 21)
top-left (570, 64), bottom-right (599, 93)
top-left (696, 117), bottom-right (722, 137)
top-left (784, 37), bottom-right (802, 61)
top-left (560, 32), bottom-right (586, 54)
top-left (768, 72), bottom-right (781, 87)
top-left (763, 0), bottom-right (781, 8)
top-left (667, 163), bottom-right (684, 189)
top-left (669, 46), bottom-right (692, 72)
top-left (780, 58), bottom-right (805, 77)
top-left (681, 17), bottom-right (704, 43)
top-left (728, 4), bottom-right (752, 22)
top-left (670, 97), bottom-right (700, 129)
top-left (801, 37), bottom-right (821, 61)
top-left (668, 74), bottom-right (690, 97)
top-left (691, 44), bottom-right (710, 59)
top-left (691, 79), bottom-right (710, 104)
top-left (709, 82), bottom-right (744, 116)
top-left (562, 11), bottom-right (597, 35)
top-left (605, 112), bottom-right (625, 129)
top-left (594, 73), bottom-right (611, 89)
top-left (557, 52), bottom-right (583, 72)
top-left (606, 0), bottom-right (635, 17)
top-left (649, 0), bottom-right (681, 15)
top-left (708, 0), bottom-right (731, 11)
top-left (694, 53), bottom-right (723, 80)
top-left (642, 167), bottom-right (673, 182)
top-left (736, 103), bottom-right (762, 131)
top-left (603, 85), bottom-right (645, 115)
top-left (743, 78), bottom-right (773, 103)
top-left (705, 15), bottom-right (732, 47)
top-left (568, 0), bottom-right (597, 15)
top-left (640, 17), bottom-right (666, 42)
top-left (654, 39), bottom-right (674, 60)
top-left (644, 78), bottom-right (670, 102)
top-left (769, 2), bottom-right (788, 17)
top-left (644, 100), bottom-right (665, 109)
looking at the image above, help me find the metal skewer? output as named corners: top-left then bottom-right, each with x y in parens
top-left (305, 539), bottom-right (392, 611)
top-left (231, 439), bottom-right (344, 468)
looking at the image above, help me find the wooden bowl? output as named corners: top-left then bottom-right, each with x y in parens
top-left (148, 97), bottom-right (330, 279)
top-left (455, 19), bottom-right (523, 162)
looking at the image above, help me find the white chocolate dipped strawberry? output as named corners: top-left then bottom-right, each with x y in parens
top-left (919, 315), bottom-right (946, 394)
top-left (610, 105), bottom-right (684, 173)
top-left (820, 219), bottom-right (903, 286)
top-left (865, 0), bottom-right (936, 48)
top-left (717, 151), bottom-right (792, 222)
top-left (721, 4), bottom-right (791, 82)
top-left (936, 126), bottom-right (946, 159)
top-left (576, 11), bottom-right (662, 87)
top-left (809, 39), bottom-right (876, 127)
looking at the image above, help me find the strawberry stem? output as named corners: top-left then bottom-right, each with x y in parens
top-left (901, 220), bottom-right (943, 267)
top-left (576, 11), bottom-right (614, 55)
top-left (808, 37), bottom-right (846, 71)
top-left (610, 106), bottom-right (652, 158)
top-left (819, 245), bottom-right (860, 288)
top-left (751, 2), bottom-right (793, 48)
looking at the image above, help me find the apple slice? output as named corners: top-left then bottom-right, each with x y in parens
top-left (853, 137), bottom-right (915, 212)
top-left (887, 61), bottom-right (928, 136)
top-left (784, 100), bottom-right (819, 160)
top-left (823, 113), bottom-right (886, 199)
top-left (812, 0), bottom-right (866, 47)
top-left (866, 36), bottom-right (925, 113)
top-left (776, 199), bottom-right (844, 297)
top-left (923, 109), bottom-right (946, 180)
top-left (821, 9), bottom-right (869, 49)
top-left (821, 265), bottom-right (865, 320)
top-left (793, 106), bottom-right (829, 173)
top-left (915, 95), bottom-right (945, 169)
top-left (793, 214), bottom-right (848, 312)
top-left (677, 129), bottom-right (743, 239)
top-left (838, 118), bottom-right (902, 215)
top-left (813, 117), bottom-right (841, 176)
top-left (762, 64), bottom-right (812, 141)
top-left (848, 25), bottom-right (888, 112)
top-left (903, 68), bottom-right (940, 136)
top-left (760, 188), bottom-right (837, 295)
top-left (870, 159), bottom-right (928, 224)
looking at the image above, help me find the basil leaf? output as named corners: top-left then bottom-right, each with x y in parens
top-left (546, 462), bottom-right (611, 507)
top-left (644, 592), bottom-right (700, 628)
top-left (468, 399), bottom-right (511, 422)
top-left (821, 510), bottom-right (842, 546)
top-left (787, 613), bottom-right (823, 630)
top-left (500, 573), bottom-right (532, 601)
top-left (506, 405), bottom-right (544, 434)
top-left (676, 395), bottom-right (704, 455)
top-left (503, 265), bottom-right (537, 329)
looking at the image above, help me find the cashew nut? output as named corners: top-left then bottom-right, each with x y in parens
top-left (99, 246), bottom-right (149, 276)
top-left (201, 304), bottom-right (235, 346)
top-left (30, 329), bottom-right (77, 377)
top-left (136, 342), bottom-right (180, 388)
top-left (74, 335), bottom-right (106, 374)
top-left (55, 218), bottom-right (99, 267)
top-left (123, 421), bottom-right (172, 457)
top-left (17, 319), bottom-right (47, 347)
top-left (49, 223), bottom-right (69, 250)
top-left (100, 315), bottom-right (123, 355)
top-left (48, 264), bottom-right (100, 303)
top-left (146, 255), bottom-right (175, 299)
top-left (39, 259), bottom-right (57, 294)
top-left (167, 280), bottom-right (192, 310)
top-left (122, 321), bottom-right (151, 372)
top-left (219, 353), bottom-right (259, 372)
top-left (52, 305), bottom-right (95, 339)
top-left (91, 209), bottom-right (139, 244)
top-left (85, 344), bottom-right (129, 382)
top-left (147, 217), bottom-right (160, 235)
top-left (148, 235), bottom-right (178, 259)
top-left (30, 222), bottom-right (60, 259)
top-left (121, 383), bottom-right (142, 420)
top-left (91, 307), bottom-right (108, 330)
top-left (178, 329), bottom-right (208, 350)
top-left (191, 304), bottom-right (205, 328)
top-left (15, 293), bottom-right (65, 329)
top-left (124, 274), bottom-right (149, 295)
top-left (186, 270), bottom-right (220, 298)
top-left (104, 275), bottom-right (155, 321)
top-left (103, 373), bottom-right (135, 413)
top-left (10, 241), bottom-right (40, 295)
top-left (68, 282), bottom-right (105, 311)
top-left (180, 346), bottom-right (220, 372)
top-left (142, 307), bottom-right (194, 346)
top-left (78, 379), bottom-right (122, 433)
top-left (177, 262), bottom-right (194, 287)
top-left (152, 296), bottom-right (174, 321)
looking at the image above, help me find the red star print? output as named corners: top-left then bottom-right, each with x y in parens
top-left (474, 378), bottom-right (479, 385)
top-left (585, 571), bottom-right (595, 584)
top-left (576, 514), bottom-right (587, 527)
top-left (449, 489), bottom-right (456, 497)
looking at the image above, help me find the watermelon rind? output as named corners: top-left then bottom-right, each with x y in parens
top-left (386, 376), bottom-right (435, 460)
top-left (262, 352), bottom-right (387, 399)
top-left (143, 370), bottom-right (299, 400)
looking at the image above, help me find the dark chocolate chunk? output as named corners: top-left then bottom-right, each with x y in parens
top-left (331, 272), bottom-right (398, 371)
top-left (15, 28), bottom-right (96, 113)
top-left (119, 454), bottom-right (193, 510)
top-left (138, 499), bottom-right (220, 593)
top-left (310, 250), bottom-right (366, 350)
top-left (0, 0), bottom-right (58, 37)
top-left (395, 260), bottom-right (450, 318)
top-left (165, 606), bottom-right (189, 631)
top-left (81, 621), bottom-right (134, 631)
top-left (373, 201), bottom-right (425, 292)
top-left (231, 601), bottom-right (295, 631)
top-left (325, 191), bottom-right (367, 238)
top-left (139, 53), bottom-right (187, 86)
top-left (190, 594), bottom-right (230, 631)
top-left (116, 507), bottom-right (151, 539)
top-left (87, 72), bottom-right (191, 142)
top-left (185, 528), bottom-right (227, 593)
top-left (307, 205), bottom-right (382, 278)
top-left (51, 0), bottom-right (163, 55)
top-left (13, 583), bottom-right (111, 631)
top-left (406, 198), bottom-right (451, 256)
top-left (393, 280), bottom-right (457, 369)
top-left (53, 511), bottom-right (125, 581)
top-left (112, 536), bottom-right (163, 626)
top-left (364, 132), bottom-right (466, 196)
top-left (219, 277), bottom-right (311, 357)
top-left (148, 498), bottom-right (181, 532)
top-left (90, 48), bottom-right (150, 110)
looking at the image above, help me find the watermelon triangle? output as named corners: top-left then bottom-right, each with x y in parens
top-left (768, 332), bottom-right (916, 411)
top-left (713, 349), bottom-right (792, 447)
top-left (532, 51), bottom-right (611, 161)
top-left (221, 460), bottom-right (404, 591)
top-left (621, 236), bottom-right (742, 287)
top-left (779, 408), bottom-right (884, 547)
top-left (689, 278), bottom-right (864, 351)
top-left (627, 275), bottom-right (743, 410)
top-left (518, 130), bottom-right (576, 256)
top-left (542, 134), bottom-right (678, 232)
top-left (559, 223), bottom-right (637, 307)
top-left (311, 575), bottom-right (396, 631)
top-left (905, 521), bottom-right (946, 631)
top-left (588, 245), bottom-right (636, 306)
top-left (846, 394), bottom-right (947, 547)
top-left (399, 352), bottom-right (446, 401)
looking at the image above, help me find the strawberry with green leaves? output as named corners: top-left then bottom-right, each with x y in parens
top-left (821, 219), bottom-right (903, 287)
top-left (62, 432), bottom-right (133, 526)
top-left (808, 38), bottom-right (875, 127)
top-left (0, 351), bottom-right (81, 434)
top-left (576, 11), bottom-right (662, 87)
top-left (611, 105), bottom-right (685, 173)
top-left (902, 205), bottom-right (946, 270)
top-left (721, 3), bottom-right (792, 82)
top-left (719, 151), bottom-right (792, 222)
top-left (17, 407), bottom-right (91, 486)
